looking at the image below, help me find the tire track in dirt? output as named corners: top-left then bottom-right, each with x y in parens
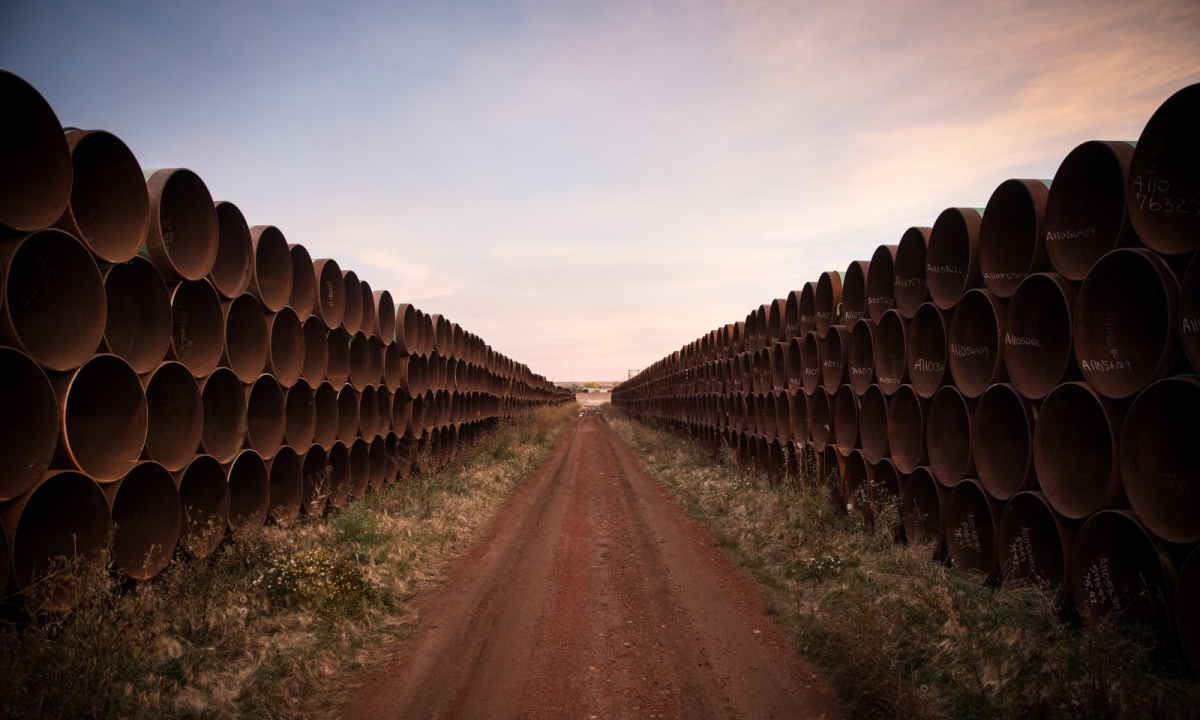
top-left (341, 410), bottom-right (841, 719)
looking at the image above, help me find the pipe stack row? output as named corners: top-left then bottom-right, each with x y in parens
top-left (0, 70), bottom-right (573, 611)
top-left (615, 84), bottom-right (1200, 673)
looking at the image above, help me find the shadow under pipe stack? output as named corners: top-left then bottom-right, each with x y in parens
top-left (0, 70), bottom-right (572, 612)
top-left (614, 84), bottom-right (1200, 676)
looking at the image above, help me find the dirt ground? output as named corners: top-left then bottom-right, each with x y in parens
top-left (341, 408), bottom-right (842, 719)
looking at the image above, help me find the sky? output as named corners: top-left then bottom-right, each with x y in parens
top-left (2, 0), bottom-right (1198, 382)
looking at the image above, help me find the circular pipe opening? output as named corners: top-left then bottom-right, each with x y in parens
top-left (0, 71), bottom-right (71, 233)
top-left (208, 201), bottom-right (253, 299)
top-left (833, 384), bottom-right (859, 454)
top-left (265, 306), bottom-right (304, 388)
top-left (301, 316), bottom-right (328, 385)
top-left (926, 207), bottom-right (983, 310)
top-left (144, 169), bottom-right (219, 281)
top-left (979, 179), bottom-right (1051, 298)
top-left (312, 258), bottom-right (345, 330)
top-left (248, 225), bottom-right (293, 313)
top-left (267, 445), bottom-right (302, 528)
top-left (848, 319), bottom-right (876, 395)
top-left (1004, 273), bottom-right (1077, 400)
top-left (1120, 377), bottom-right (1200, 544)
top-left (906, 303), bottom-right (949, 398)
top-left (375, 290), bottom-right (396, 345)
top-left (809, 385), bottom-right (832, 448)
top-left (142, 361), bottom-right (203, 472)
top-left (284, 382), bottom-right (316, 449)
top-left (1046, 141), bottom-right (1135, 281)
top-left (815, 271), bottom-right (843, 337)
top-left (349, 331), bottom-right (372, 391)
top-left (350, 438), bottom-right (370, 499)
top-left (801, 332), bottom-right (822, 396)
top-left (227, 449), bottom-right (268, 535)
top-left (327, 441), bottom-right (351, 508)
top-left (843, 449), bottom-right (873, 520)
top-left (866, 244), bottom-right (899, 323)
top-left (858, 384), bottom-right (888, 464)
top-left (109, 461), bottom-right (179, 580)
top-left (341, 270), bottom-right (363, 334)
top-left (359, 279), bottom-right (376, 340)
top-left (1034, 382), bottom-right (1121, 519)
top-left (102, 256), bottom-right (172, 373)
top-left (974, 383), bottom-right (1035, 501)
top-left (396, 303), bottom-right (419, 354)
top-left (301, 444), bottom-right (330, 516)
top-left (947, 288), bottom-right (1006, 398)
top-left (1127, 84), bottom-right (1200, 256)
top-left (926, 385), bottom-right (974, 488)
top-left (176, 454), bottom-right (229, 558)
top-left (59, 130), bottom-right (148, 264)
top-left (1, 229), bottom-right (106, 372)
top-left (337, 385), bottom-right (360, 442)
top-left (0, 347), bottom-right (59, 500)
top-left (1071, 510), bottom-right (1174, 635)
top-left (359, 384), bottom-right (380, 439)
top-left (288, 244), bottom-right (316, 318)
top-left (798, 283), bottom-right (817, 339)
top-left (384, 342), bottom-right (403, 392)
top-left (822, 326), bottom-right (850, 391)
top-left (377, 386), bottom-right (393, 436)
top-left (893, 227), bottom-right (932, 318)
top-left (887, 384), bottom-right (927, 474)
top-left (370, 436), bottom-right (388, 491)
top-left (327, 326), bottom-right (351, 390)
top-left (1073, 248), bottom-right (1178, 399)
top-left (312, 381), bottom-right (339, 451)
top-left (199, 367), bottom-right (247, 464)
top-left (169, 278), bottom-right (224, 378)
top-left (944, 479), bottom-right (1000, 580)
top-left (901, 466), bottom-right (944, 551)
top-left (222, 293), bottom-right (269, 383)
top-left (874, 309), bottom-right (908, 394)
top-left (245, 375), bottom-right (285, 461)
top-left (55, 354), bottom-right (148, 480)
top-left (9, 471), bottom-right (110, 610)
top-left (996, 491), bottom-right (1071, 596)
top-left (841, 260), bottom-right (870, 325)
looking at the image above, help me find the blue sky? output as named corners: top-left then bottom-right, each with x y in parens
top-left (3, 0), bottom-right (1198, 381)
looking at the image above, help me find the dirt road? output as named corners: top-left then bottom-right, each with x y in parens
top-left (342, 409), bottom-right (841, 719)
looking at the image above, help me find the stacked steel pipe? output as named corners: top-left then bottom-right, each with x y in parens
top-left (615, 84), bottom-right (1200, 673)
top-left (0, 70), bottom-right (571, 611)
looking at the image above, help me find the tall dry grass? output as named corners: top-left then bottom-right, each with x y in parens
top-left (0, 404), bottom-right (577, 719)
top-left (602, 404), bottom-right (1199, 720)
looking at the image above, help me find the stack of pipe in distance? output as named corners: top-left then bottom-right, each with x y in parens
top-left (0, 70), bottom-right (573, 611)
top-left (614, 83), bottom-right (1200, 674)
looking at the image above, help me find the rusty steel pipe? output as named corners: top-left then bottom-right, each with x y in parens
top-left (144, 168), bottom-right (219, 282)
top-left (227, 449), bottom-right (269, 535)
top-left (359, 384), bottom-right (380, 439)
top-left (209, 201), bottom-right (252, 299)
top-left (926, 208), bottom-right (983, 310)
top-left (349, 331), bottom-right (373, 391)
top-left (874, 309), bottom-right (908, 395)
top-left (312, 258), bottom-right (346, 330)
top-left (1045, 141), bottom-right (1138, 281)
top-left (327, 441), bottom-right (352, 508)
top-left (773, 391), bottom-right (790, 443)
top-left (1177, 547), bottom-right (1200, 676)
top-left (815, 271), bottom-right (843, 337)
top-left (1070, 510), bottom-right (1176, 639)
top-left (833, 384), bottom-right (859, 456)
top-left (142, 361), bottom-right (203, 472)
top-left (887, 384), bottom-right (928, 474)
top-left (973, 383), bottom-right (1036, 501)
top-left (809, 385), bottom-right (833, 449)
top-left (821, 444), bottom-right (845, 513)
top-left (906, 303), bottom-right (950, 398)
top-left (284, 382), bottom-right (316, 449)
top-left (858, 384), bottom-right (888, 464)
top-left (1073, 248), bottom-right (1179, 400)
top-left (267, 445), bottom-right (302, 528)
top-left (359, 279), bottom-right (377, 342)
top-left (1127, 83), bottom-right (1200, 256)
top-left (221, 293), bottom-right (269, 383)
top-left (301, 444), bottom-right (330, 516)
top-left (265, 306), bottom-right (304, 388)
top-left (767, 298), bottom-right (786, 345)
top-left (245, 374), bottom-right (285, 461)
top-left (944, 479), bottom-right (1001, 582)
top-left (801, 331), bottom-right (822, 396)
top-left (822, 326), bottom-right (851, 391)
top-left (57, 129), bottom-right (148, 263)
top-left (894, 227), bottom-right (933, 318)
top-left (104, 461), bottom-right (179, 581)
top-left (337, 385), bottom-right (360, 442)
top-left (843, 449), bottom-right (874, 520)
top-left (947, 288), bottom-right (1007, 398)
top-left (176, 454), bottom-right (229, 558)
top-left (1004, 273), bottom-right (1079, 400)
top-left (996, 491), bottom-right (1075, 602)
top-left (0, 347), bottom-right (58, 500)
top-left (926, 385), bottom-right (975, 488)
top-left (377, 386), bottom-right (393, 436)
top-left (312, 381), bottom-right (339, 451)
top-left (1182, 257), bottom-right (1200, 372)
top-left (199, 367), bottom-right (247, 464)
top-left (341, 269), bottom-right (363, 334)
top-left (0, 70), bottom-right (71, 234)
top-left (384, 343), bottom-right (403, 392)
top-left (902, 466), bottom-right (947, 557)
top-left (168, 278), bottom-right (224, 378)
top-left (866, 244), bottom-right (899, 322)
top-left (349, 438), bottom-right (370, 500)
top-left (1119, 376), bottom-right (1200, 544)
top-left (848, 319), bottom-right (876, 395)
top-left (873, 457), bottom-right (904, 510)
top-left (53, 354), bottom-right (147, 481)
top-left (1034, 382), bottom-right (1123, 520)
top-left (841, 260), bottom-right (870, 325)
top-left (287, 243), bottom-right (316, 318)
top-left (370, 436), bottom-right (388, 491)
top-left (301, 316), bottom-right (328, 386)
top-left (395, 303), bottom-right (419, 354)
top-left (3, 471), bottom-right (110, 610)
top-left (0, 229), bottom-right (106, 372)
top-left (375, 289), bottom-right (396, 345)
top-left (979, 179), bottom-right (1052, 298)
top-left (789, 389), bottom-right (809, 442)
top-left (785, 337), bottom-right (804, 391)
top-left (326, 326), bottom-right (351, 391)
top-left (769, 342), bottom-right (786, 391)
top-left (797, 283), bottom-right (818, 339)
top-left (102, 256), bottom-right (172, 373)
top-left (248, 225), bottom-right (293, 313)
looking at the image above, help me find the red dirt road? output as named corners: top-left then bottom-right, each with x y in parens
top-left (342, 410), bottom-right (842, 719)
